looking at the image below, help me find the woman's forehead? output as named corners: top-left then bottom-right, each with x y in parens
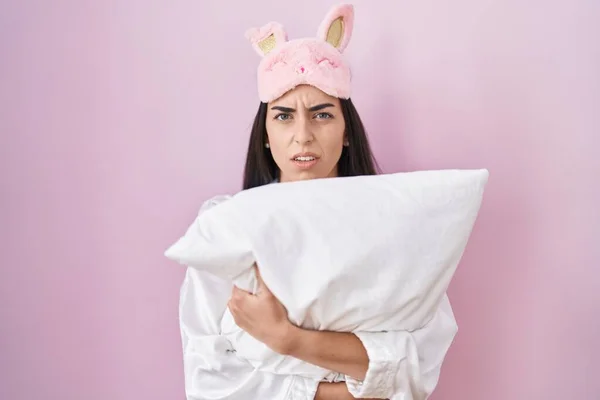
top-left (270, 85), bottom-right (339, 108)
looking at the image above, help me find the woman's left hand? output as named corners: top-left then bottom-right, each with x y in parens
top-left (227, 265), bottom-right (298, 354)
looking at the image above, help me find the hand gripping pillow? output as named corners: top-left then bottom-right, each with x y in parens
top-left (165, 169), bottom-right (489, 379)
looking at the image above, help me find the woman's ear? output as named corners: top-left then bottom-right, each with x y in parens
top-left (316, 4), bottom-right (354, 52)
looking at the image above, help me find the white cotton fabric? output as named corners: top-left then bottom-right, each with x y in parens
top-left (166, 169), bottom-right (488, 381)
top-left (179, 265), bottom-right (459, 400)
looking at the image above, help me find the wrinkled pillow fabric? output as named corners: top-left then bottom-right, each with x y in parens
top-left (165, 169), bottom-right (489, 379)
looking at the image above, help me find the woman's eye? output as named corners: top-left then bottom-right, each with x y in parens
top-left (275, 113), bottom-right (292, 121)
top-left (315, 112), bottom-right (333, 119)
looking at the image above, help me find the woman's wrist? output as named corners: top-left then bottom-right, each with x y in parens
top-left (272, 325), bottom-right (369, 381)
top-left (271, 322), bottom-right (305, 356)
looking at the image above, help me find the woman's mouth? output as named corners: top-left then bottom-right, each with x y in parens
top-left (291, 153), bottom-right (319, 169)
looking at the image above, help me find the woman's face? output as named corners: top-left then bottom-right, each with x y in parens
top-left (265, 85), bottom-right (346, 183)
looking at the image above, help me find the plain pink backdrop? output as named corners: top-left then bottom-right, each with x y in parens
top-left (1, 1), bottom-right (598, 399)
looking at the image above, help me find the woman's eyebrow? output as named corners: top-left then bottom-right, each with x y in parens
top-left (308, 103), bottom-right (335, 112)
top-left (271, 106), bottom-right (295, 113)
top-left (270, 103), bottom-right (335, 113)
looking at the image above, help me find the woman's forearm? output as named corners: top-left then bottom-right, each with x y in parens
top-left (280, 326), bottom-right (369, 381)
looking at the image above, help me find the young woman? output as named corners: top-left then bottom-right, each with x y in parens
top-left (177, 4), bottom-right (457, 400)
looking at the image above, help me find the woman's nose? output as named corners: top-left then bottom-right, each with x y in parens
top-left (293, 118), bottom-right (314, 144)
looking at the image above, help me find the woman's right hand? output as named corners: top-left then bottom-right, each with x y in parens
top-left (315, 382), bottom-right (388, 400)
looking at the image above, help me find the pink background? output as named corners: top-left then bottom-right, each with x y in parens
top-left (1, 1), bottom-right (598, 399)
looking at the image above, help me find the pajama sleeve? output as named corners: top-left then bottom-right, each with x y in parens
top-left (177, 196), bottom-right (320, 400)
top-left (345, 294), bottom-right (458, 399)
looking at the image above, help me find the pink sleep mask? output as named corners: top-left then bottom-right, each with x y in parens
top-left (245, 3), bottom-right (355, 103)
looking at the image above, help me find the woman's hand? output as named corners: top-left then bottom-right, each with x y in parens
top-left (227, 265), bottom-right (298, 354)
top-left (228, 265), bottom-right (370, 381)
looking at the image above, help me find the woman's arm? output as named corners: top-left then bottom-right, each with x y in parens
top-left (177, 198), bottom-right (320, 400)
top-left (228, 266), bottom-right (368, 380)
top-left (281, 327), bottom-right (369, 381)
top-left (272, 302), bottom-right (456, 400)
top-left (229, 267), bottom-right (458, 400)
top-left (321, 295), bottom-right (458, 400)
top-left (180, 268), bottom-right (321, 400)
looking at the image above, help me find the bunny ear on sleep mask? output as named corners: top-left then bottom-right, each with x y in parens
top-left (245, 3), bottom-right (355, 103)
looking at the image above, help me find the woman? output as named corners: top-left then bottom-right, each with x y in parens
top-left (177, 4), bottom-right (457, 399)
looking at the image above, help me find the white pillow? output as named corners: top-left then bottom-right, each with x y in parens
top-left (165, 169), bottom-right (489, 379)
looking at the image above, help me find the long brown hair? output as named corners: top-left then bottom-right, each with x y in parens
top-left (242, 98), bottom-right (380, 190)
